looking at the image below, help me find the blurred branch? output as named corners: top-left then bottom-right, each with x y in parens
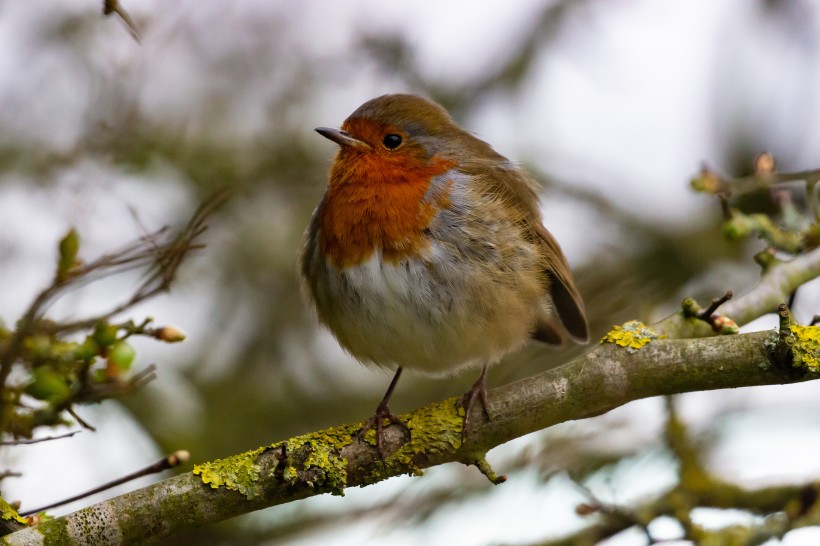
top-left (102, 0), bottom-right (141, 42)
top-left (550, 396), bottom-right (820, 545)
top-left (360, 0), bottom-right (586, 116)
top-left (692, 156), bottom-right (820, 201)
top-left (692, 156), bottom-right (820, 253)
top-left (548, 474), bottom-right (820, 545)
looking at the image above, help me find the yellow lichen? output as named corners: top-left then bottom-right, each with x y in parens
top-left (601, 320), bottom-right (664, 353)
top-left (193, 446), bottom-right (266, 499)
top-left (0, 497), bottom-right (28, 525)
top-left (360, 398), bottom-right (464, 482)
top-left (790, 324), bottom-right (820, 373)
top-left (193, 425), bottom-right (358, 499)
top-left (407, 399), bottom-right (462, 452)
top-left (191, 397), bottom-right (489, 498)
top-left (278, 425), bottom-right (357, 496)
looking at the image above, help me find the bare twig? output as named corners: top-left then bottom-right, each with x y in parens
top-left (102, 0), bottom-right (141, 42)
top-left (0, 431), bottom-right (80, 446)
top-left (680, 290), bottom-right (738, 335)
top-left (20, 451), bottom-right (190, 516)
top-left (75, 364), bottom-right (157, 404)
top-left (699, 290), bottom-right (734, 320)
top-left (572, 482), bottom-right (654, 543)
top-left (67, 408), bottom-right (95, 433)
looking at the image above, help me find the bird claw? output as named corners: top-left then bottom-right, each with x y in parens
top-left (457, 367), bottom-right (491, 441)
top-left (358, 401), bottom-right (410, 459)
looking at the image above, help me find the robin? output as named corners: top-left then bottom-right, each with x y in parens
top-left (301, 94), bottom-right (588, 456)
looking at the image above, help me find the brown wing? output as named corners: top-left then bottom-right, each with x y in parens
top-left (458, 155), bottom-right (589, 344)
top-left (534, 221), bottom-right (589, 343)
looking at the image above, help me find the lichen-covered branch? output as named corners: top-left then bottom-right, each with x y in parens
top-left (6, 326), bottom-right (819, 545)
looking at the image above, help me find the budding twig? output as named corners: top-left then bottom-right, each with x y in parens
top-left (67, 408), bottom-right (95, 432)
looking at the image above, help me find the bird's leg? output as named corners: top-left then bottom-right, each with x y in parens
top-left (457, 364), bottom-right (491, 440)
top-left (358, 367), bottom-right (410, 458)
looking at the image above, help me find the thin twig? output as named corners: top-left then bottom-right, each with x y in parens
top-left (572, 481), bottom-right (654, 543)
top-left (102, 0), bottom-right (142, 42)
top-left (67, 408), bottom-right (95, 432)
top-left (74, 364), bottom-right (157, 404)
top-left (680, 290), bottom-right (738, 335)
top-left (20, 450), bottom-right (190, 516)
top-left (698, 290), bottom-right (734, 320)
top-left (0, 431), bottom-right (80, 446)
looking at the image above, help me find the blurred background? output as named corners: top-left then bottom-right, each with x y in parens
top-left (2, 0), bottom-right (820, 544)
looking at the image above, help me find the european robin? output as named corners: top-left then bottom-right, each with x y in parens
top-left (301, 94), bottom-right (588, 456)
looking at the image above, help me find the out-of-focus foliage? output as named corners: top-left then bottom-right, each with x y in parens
top-left (0, 207), bottom-right (207, 442)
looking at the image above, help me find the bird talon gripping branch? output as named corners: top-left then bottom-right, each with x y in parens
top-left (300, 94), bottom-right (589, 455)
top-left (357, 402), bottom-right (410, 459)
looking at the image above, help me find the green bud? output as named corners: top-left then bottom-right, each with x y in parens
top-left (26, 335), bottom-right (52, 360)
top-left (75, 337), bottom-right (100, 361)
top-left (93, 322), bottom-right (119, 347)
top-left (25, 368), bottom-right (71, 404)
top-left (57, 228), bottom-right (80, 281)
top-left (108, 341), bottom-right (135, 371)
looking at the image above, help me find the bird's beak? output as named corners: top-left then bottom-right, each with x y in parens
top-left (315, 127), bottom-right (371, 149)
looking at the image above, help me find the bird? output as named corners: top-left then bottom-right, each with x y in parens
top-left (301, 94), bottom-right (588, 456)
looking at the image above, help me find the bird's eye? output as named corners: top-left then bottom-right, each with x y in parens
top-left (382, 134), bottom-right (403, 149)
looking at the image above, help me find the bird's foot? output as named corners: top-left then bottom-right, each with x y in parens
top-left (457, 366), bottom-right (491, 441)
top-left (358, 400), bottom-right (410, 459)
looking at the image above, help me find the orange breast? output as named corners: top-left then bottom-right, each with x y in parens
top-left (318, 151), bottom-right (455, 268)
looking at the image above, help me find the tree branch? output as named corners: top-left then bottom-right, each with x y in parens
top-left (6, 327), bottom-right (814, 545)
top-left (655, 245), bottom-right (820, 339)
